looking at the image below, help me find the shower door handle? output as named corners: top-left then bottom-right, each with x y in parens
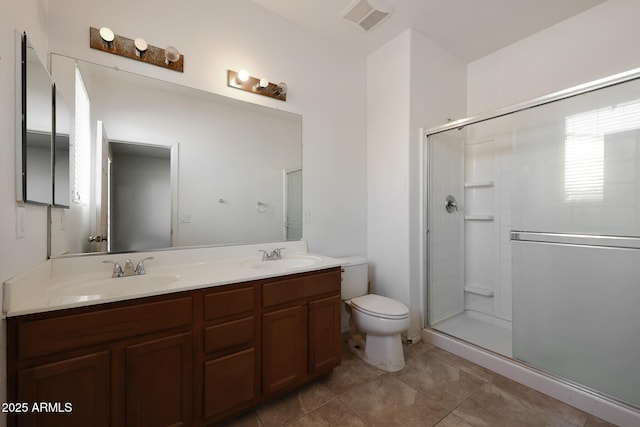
top-left (445, 195), bottom-right (458, 213)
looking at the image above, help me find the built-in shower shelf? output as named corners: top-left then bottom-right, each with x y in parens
top-left (464, 214), bottom-right (494, 221)
top-left (464, 181), bottom-right (494, 188)
top-left (464, 285), bottom-right (494, 297)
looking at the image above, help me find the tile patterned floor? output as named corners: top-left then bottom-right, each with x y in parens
top-left (218, 340), bottom-right (617, 427)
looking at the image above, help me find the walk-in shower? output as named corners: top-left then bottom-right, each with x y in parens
top-left (425, 69), bottom-right (640, 412)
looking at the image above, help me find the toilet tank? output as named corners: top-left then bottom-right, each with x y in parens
top-left (339, 256), bottom-right (368, 300)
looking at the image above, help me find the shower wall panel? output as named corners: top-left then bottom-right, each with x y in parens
top-left (428, 133), bottom-right (464, 324)
top-left (464, 123), bottom-right (513, 321)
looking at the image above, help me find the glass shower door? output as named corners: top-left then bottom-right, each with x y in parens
top-left (510, 77), bottom-right (640, 407)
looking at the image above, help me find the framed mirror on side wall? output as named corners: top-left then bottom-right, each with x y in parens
top-left (50, 55), bottom-right (303, 257)
top-left (16, 32), bottom-right (55, 205)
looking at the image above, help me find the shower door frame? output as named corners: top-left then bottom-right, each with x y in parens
top-left (423, 65), bottom-right (640, 330)
top-left (422, 65), bottom-right (640, 416)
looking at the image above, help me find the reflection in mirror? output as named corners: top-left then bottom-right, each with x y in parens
top-left (19, 33), bottom-right (53, 205)
top-left (53, 85), bottom-right (71, 207)
top-left (50, 55), bottom-right (302, 257)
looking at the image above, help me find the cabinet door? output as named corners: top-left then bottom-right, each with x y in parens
top-left (204, 348), bottom-right (255, 420)
top-left (262, 305), bottom-right (307, 395)
top-left (17, 351), bottom-right (110, 427)
top-left (308, 295), bottom-right (342, 374)
top-left (126, 332), bottom-right (192, 427)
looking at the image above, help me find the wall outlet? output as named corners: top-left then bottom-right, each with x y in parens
top-left (16, 206), bottom-right (25, 239)
top-left (303, 209), bottom-right (311, 224)
top-left (179, 212), bottom-right (192, 223)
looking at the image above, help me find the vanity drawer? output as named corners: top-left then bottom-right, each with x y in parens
top-left (203, 286), bottom-right (255, 322)
top-left (17, 297), bottom-right (193, 359)
top-left (204, 316), bottom-right (254, 354)
top-left (262, 268), bottom-right (341, 308)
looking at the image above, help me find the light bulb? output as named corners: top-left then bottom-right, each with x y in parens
top-left (274, 82), bottom-right (288, 96)
top-left (237, 70), bottom-right (250, 83)
top-left (254, 78), bottom-right (269, 91)
top-left (134, 38), bottom-right (148, 53)
top-left (164, 46), bottom-right (180, 63)
top-left (99, 27), bottom-right (115, 43)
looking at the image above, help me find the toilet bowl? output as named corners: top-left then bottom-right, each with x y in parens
top-left (339, 256), bottom-right (410, 372)
top-left (347, 294), bottom-right (410, 372)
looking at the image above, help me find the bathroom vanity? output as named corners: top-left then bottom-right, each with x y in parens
top-left (4, 242), bottom-right (342, 426)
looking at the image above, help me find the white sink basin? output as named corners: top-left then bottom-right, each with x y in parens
top-left (248, 255), bottom-right (322, 270)
top-left (49, 274), bottom-right (181, 301)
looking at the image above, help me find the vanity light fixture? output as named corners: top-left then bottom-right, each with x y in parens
top-left (89, 27), bottom-right (184, 72)
top-left (227, 70), bottom-right (287, 101)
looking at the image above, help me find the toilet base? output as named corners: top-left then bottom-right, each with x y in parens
top-left (348, 333), bottom-right (405, 372)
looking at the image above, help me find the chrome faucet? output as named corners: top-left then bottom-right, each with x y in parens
top-left (102, 260), bottom-right (124, 277)
top-left (102, 256), bottom-right (155, 277)
top-left (259, 248), bottom-right (285, 261)
top-left (123, 259), bottom-right (136, 276)
top-left (135, 257), bottom-right (154, 275)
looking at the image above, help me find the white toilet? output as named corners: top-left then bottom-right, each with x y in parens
top-left (340, 256), bottom-right (410, 372)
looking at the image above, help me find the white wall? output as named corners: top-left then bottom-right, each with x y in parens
top-left (47, 0), bottom-right (368, 258)
top-left (0, 0), bottom-right (51, 416)
top-left (367, 29), bottom-right (466, 336)
top-left (367, 30), bottom-right (412, 306)
top-left (468, 0), bottom-right (640, 114)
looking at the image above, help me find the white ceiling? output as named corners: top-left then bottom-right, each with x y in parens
top-left (251, 0), bottom-right (606, 62)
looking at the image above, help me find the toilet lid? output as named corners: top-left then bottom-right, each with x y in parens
top-left (350, 294), bottom-right (409, 319)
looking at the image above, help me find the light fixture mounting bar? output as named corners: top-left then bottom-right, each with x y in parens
top-left (89, 27), bottom-right (184, 72)
top-left (227, 70), bottom-right (286, 101)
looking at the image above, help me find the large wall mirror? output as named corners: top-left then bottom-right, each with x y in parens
top-left (17, 33), bottom-right (54, 205)
top-left (50, 55), bottom-right (302, 257)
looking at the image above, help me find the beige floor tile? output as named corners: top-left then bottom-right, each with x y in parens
top-left (340, 374), bottom-right (449, 427)
top-left (426, 347), bottom-right (495, 382)
top-left (287, 399), bottom-right (367, 427)
top-left (434, 413), bottom-right (474, 427)
top-left (489, 375), bottom-right (589, 426)
top-left (453, 382), bottom-right (578, 427)
top-left (218, 341), bottom-right (614, 427)
top-left (584, 414), bottom-right (618, 426)
top-left (393, 353), bottom-right (485, 410)
top-left (323, 346), bottom-right (385, 395)
top-left (256, 381), bottom-right (334, 427)
top-left (403, 339), bottom-right (435, 360)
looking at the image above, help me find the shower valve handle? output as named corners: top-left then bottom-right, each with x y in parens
top-left (445, 195), bottom-right (458, 213)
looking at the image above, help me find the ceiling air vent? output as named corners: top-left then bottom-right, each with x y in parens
top-left (340, 0), bottom-right (394, 32)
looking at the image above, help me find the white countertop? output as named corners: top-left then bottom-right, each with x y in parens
top-left (3, 241), bottom-right (344, 317)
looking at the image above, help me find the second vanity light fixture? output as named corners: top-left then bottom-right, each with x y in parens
top-left (90, 27), bottom-right (184, 72)
top-left (227, 70), bottom-right (288, 101)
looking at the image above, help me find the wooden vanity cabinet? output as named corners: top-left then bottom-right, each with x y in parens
top-left (261, 268), bottom-right (342, 396)
top-left (7, 295), bottom-right (194, 427)
top-left (200, 283), bottom-right (260, 424)
top-left (7, 267), bottom-right (341, 426)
